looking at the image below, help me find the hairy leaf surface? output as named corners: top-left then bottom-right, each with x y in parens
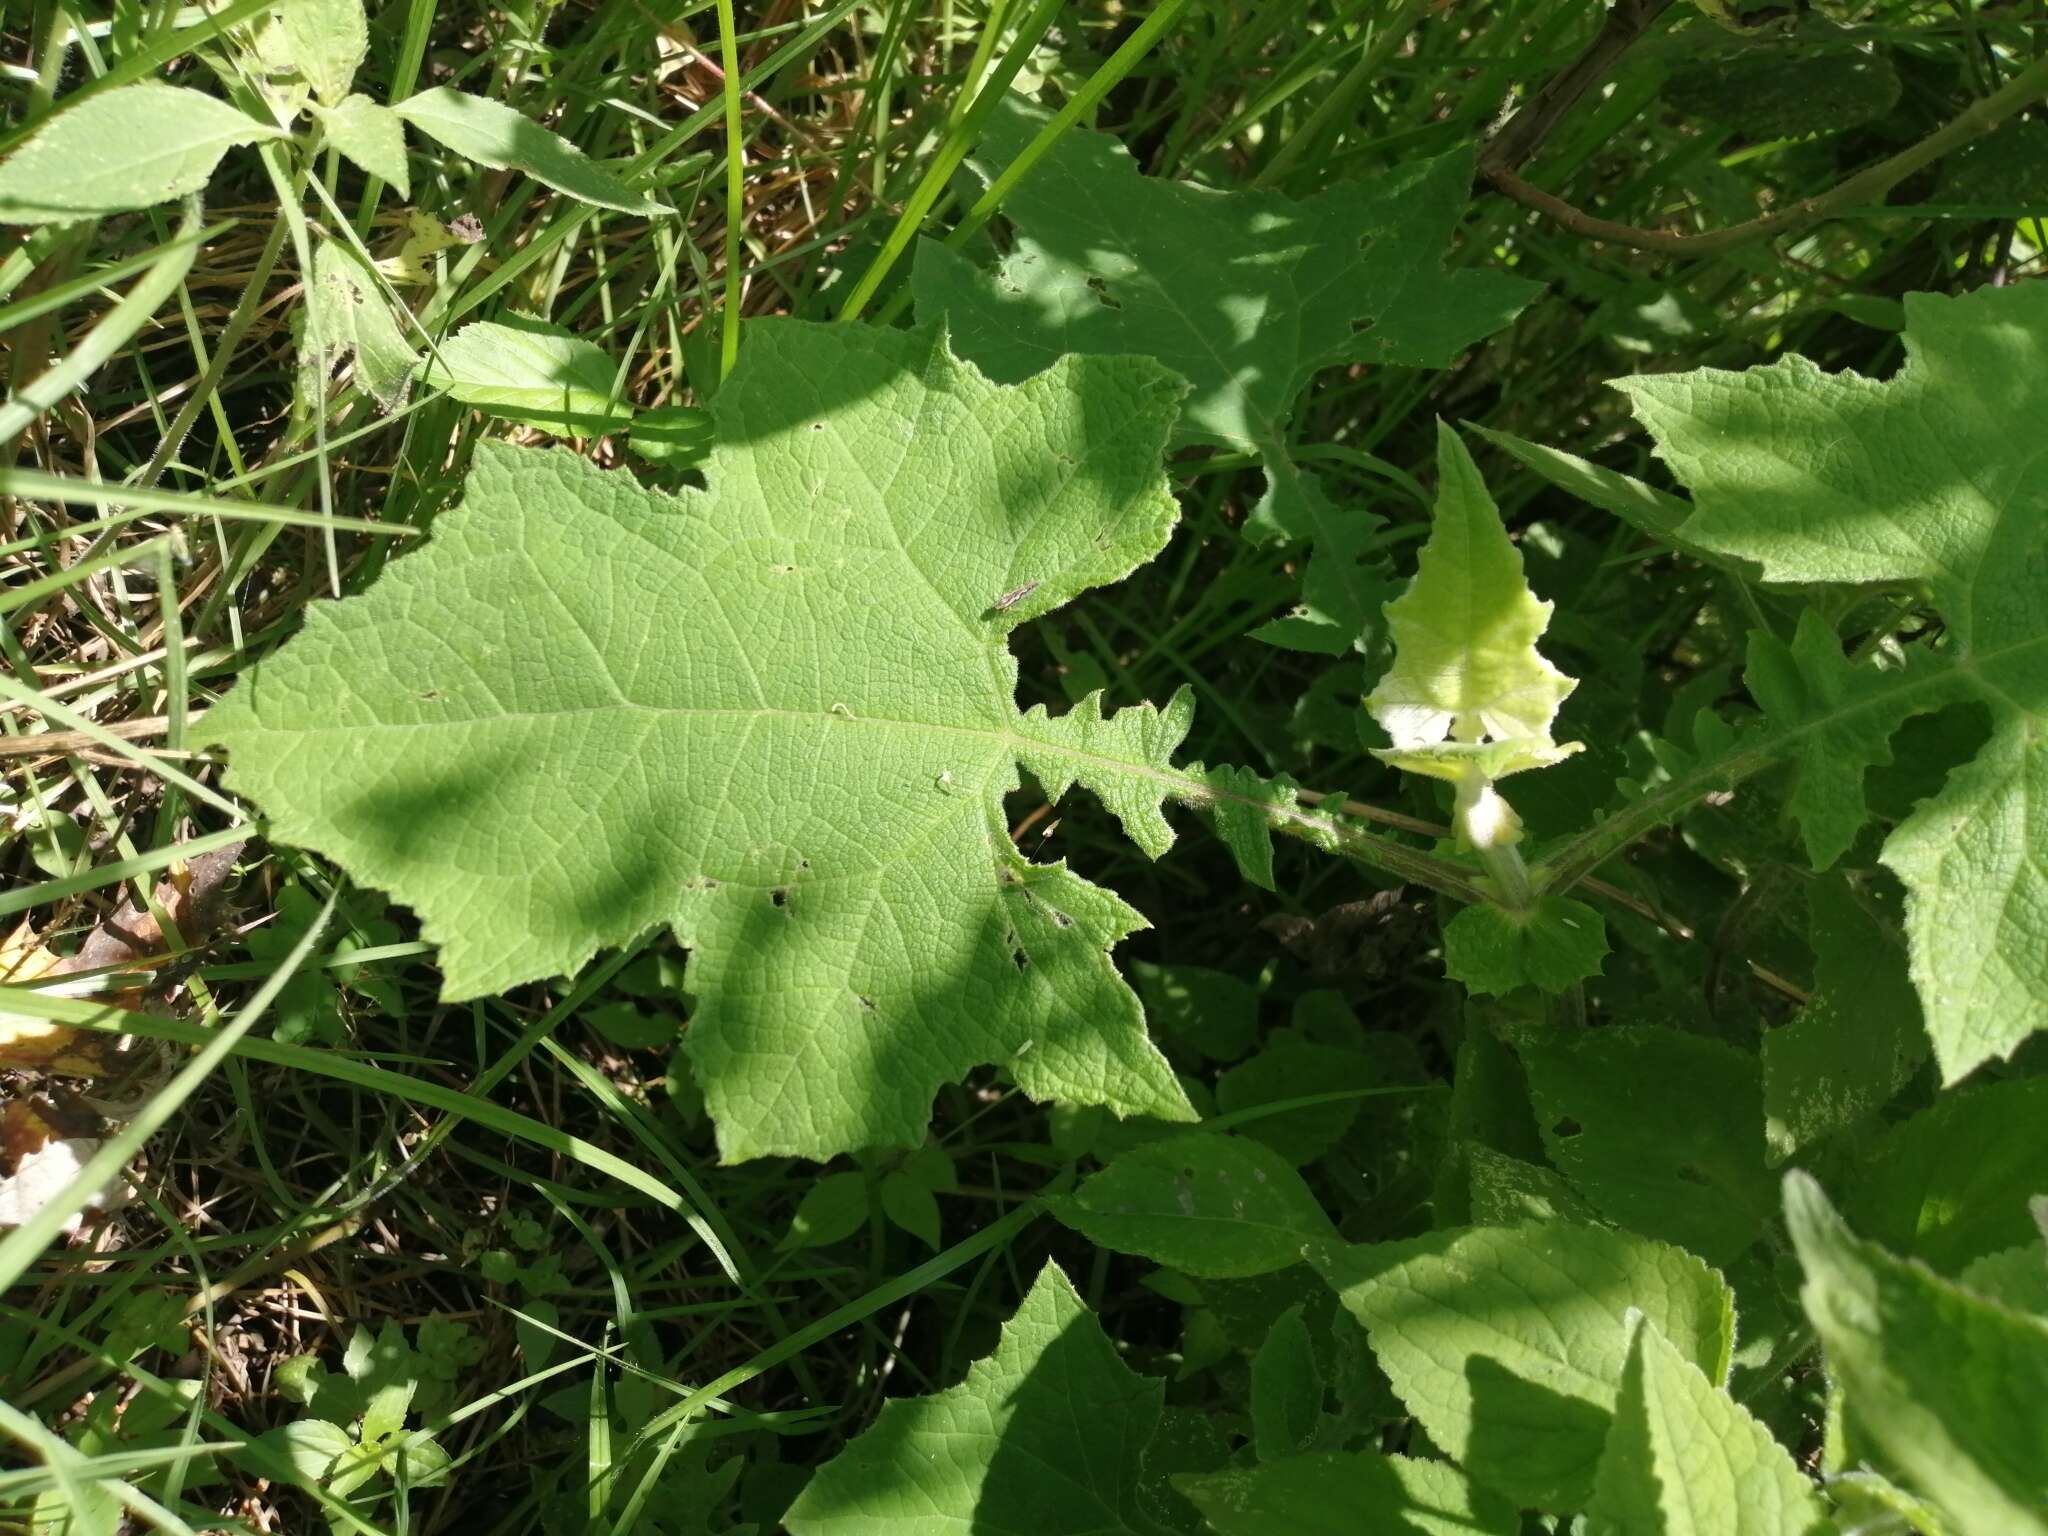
top-left (1788, 1172), bottom-right (2048, 1532)
top-left (1585, 1312), bottom-right (1827, 1535)
top-left (1620, 285), bottom-right (2048, 1079)
top-left (915, 99), bottom-right (1537, 654)
top-left (209, 322), bottom-right (1246, 1161)
top-left (1315, 1223), bottom-right (1734, 1510)
top-left (0, 83), bottom-right (280, 224)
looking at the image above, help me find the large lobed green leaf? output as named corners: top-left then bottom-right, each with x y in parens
top-left (915, 98), bottom-right (1537, 655)
top-left (1619, 284), bottom-right (2048, 1081)
top-left (207, 322), bottom-right (1280, 1162)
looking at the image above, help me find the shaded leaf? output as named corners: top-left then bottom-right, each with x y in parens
top-left (780, 1172), bottom-right (868, 1250)
top-left (1175, 1451), bottom-right (1518, 1536)
top-left (1520, 1025), bottom-right (1774, 1266)
top-left (1585, 1311), bottom-right (1828, 1535)
top-left (1250, 1305), bottom-right (1322, 1461)
top-left (1314, 1222), bottom-right (1734, 1510)
top-left (1762, 874), bottom-right (1924, 1163)
top-left (1844, 1077), bottom-right (2048, 1274)
top-left (785, 1262), bottom-right (1168, 1535)
top-left (915, 98), bottom-right (1535, 655)
top-left (1787, 1171), bottom-right (2048, 1533)
top-left (1048, 1131), bottom-right (1336, 1279)
top-left (1442, 895), bottom-right (1606, 997)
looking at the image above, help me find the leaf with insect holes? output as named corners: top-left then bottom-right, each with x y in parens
top-left (1520, 1025), bottom-right (1774, 1267)
top-left (205, 321), bottom-right (1297, 1163)
top-left (915, 96), bottom-right (1537, 656)
top-left (294, 236), bottom-right (417, 425)
top-left (1619, 284), bottom-right (2048, 1083)
top-left (394, 86), bottom-right (671, 215)
top-left (786, 1262), bottom-right (1169, 1535)
top-left (1368, 423), bottom-right (1580, 792)
top-left (0, 83), bottom-right (281, 225)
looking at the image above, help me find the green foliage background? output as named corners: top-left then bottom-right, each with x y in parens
top-left (1, 1), bottom-right (2045, 1532)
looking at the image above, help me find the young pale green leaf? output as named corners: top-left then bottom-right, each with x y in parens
top-left (1046, 1132), bottom-right (1337, 1279)
top-left (1786, 1171), bottom-right (2048, 1533)
top-left (314, 94), bottom-right (409, 197)
top-left (1520, 1025), bottom-right (1774, 1267)
top-left (915, 97), bottom-right (1537, 655)
top-left (295, 237), bottom-right (417, 425)
top-left (261, 1418), bottom-right (355, 1489)
top-left (0, 83), bottom-right (281, 225)
top-left (1844, 1077), bottom-right (2048, 1274)
top-left (1250, 1305), bottom-right (1322, 1462)
top-left (423, 318), bottom-right (631, 435)
top-left (1314, 1222), bottom-right (1734, 1511)
top-left (205, 322), bottom-right (1233, 1162)
top-left (1763, 874), bottom-right (1924, 1163)
top-left (1367, 423), bottom-right (1579, 776)
top-left (1441, 895), bottom-right (1606, 997)
top-left (1174, 1452), bottom-right (1518, 1536)
top-left (278, 0), bottom-right (368, 104)
top-left (1619, 284), bottom-right (2048, 1082)
top-left (785, 1262), bottom-right (1169, 1535)
top-left (1585, 1311), bottom-right (1828, 1536)
top-left (394, 87), bottom-right (669, 215)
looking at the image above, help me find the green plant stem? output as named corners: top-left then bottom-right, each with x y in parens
top-left (943, 0), bottom-right (1195, 254)
top-left (1489, 48), bottom-right (2048, 256)
top-left (715, 0), bottom-right (746, 379)
top-left (838, 0), bottom-right (1062, 322)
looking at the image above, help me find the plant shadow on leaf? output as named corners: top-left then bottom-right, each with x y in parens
top-left (1460, 1355), bottom-right (1610, 1510)
top-left (209, 320), bottom-right (1201, 1162)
